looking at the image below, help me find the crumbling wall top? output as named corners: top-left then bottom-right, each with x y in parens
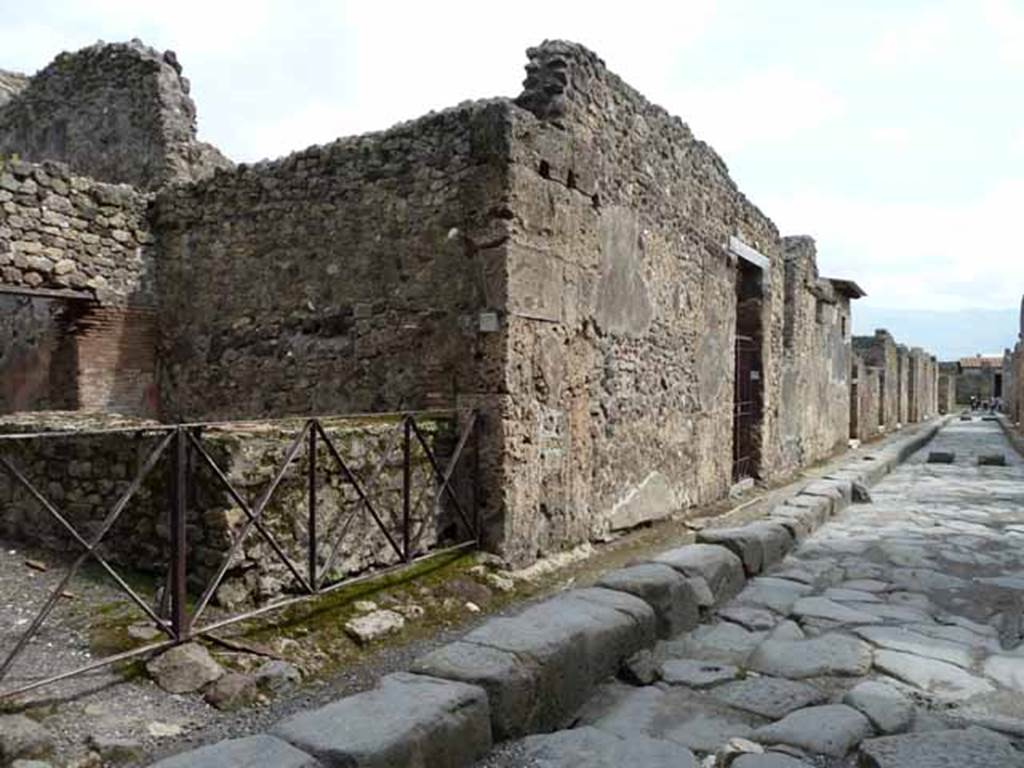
top-left (0, 39), bottom-right (231, 190)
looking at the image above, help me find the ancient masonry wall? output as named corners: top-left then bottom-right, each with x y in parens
top-left (778, 236), bottom-right (852, 470)
top-left (0, 159), bottom-right (157, 414)
top-left (956, 366), bottom-right (997, 404)
top-left (896, 346), bottom-right (910, 424)
top-left (497, 43), bottom-right (792, 564)
top-left (938, 362), bottom-right (958, 414)
top-left (0, 40), bottom-right (230, 191)
top-left (0, 413), bottom-right (458, 605)
top-left (152, 101), bottom-right (512, 544)
top-left (850, 355), bottom-right (881, 441)
top-left (852, 330), bottom-right (900, 431)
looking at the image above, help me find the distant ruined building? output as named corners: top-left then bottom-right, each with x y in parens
top-left (0, 39), bottom-right (942, 568)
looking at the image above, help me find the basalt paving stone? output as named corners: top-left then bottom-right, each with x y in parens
top-left (660, 659), bottom-right (740, 688)
top-left (657, 623), bottom-right (766, 666)
top-left (270, 673), bottom-right (491, 768)
top-left (513, 726), bottom-right (698, 768)
top-left (659, 626), bottom-right (765, 667)
top-left (822, 587), bottom-right (883, 603)
top-left (752, 704), bottom-right (873, 758)
top-left (873, 650), bottom-right (995, 700)
top-left (747, 633), bottom-right (873, 678)
top-left (842, 680), bottom-right (914, 734)
top-left (149, 735), bottom-right (322, 768)
top-left (790, 597), bottom-right (883, 625)
top-left (709, 677), bottom-right (827, 719)
top-left (733, 578), bottom-right (813, 615)
top-left (858, 727), bottom-right (1024, 767)
top-left (579, 685), bottom-right (765, 754)
top-left (718, 605), bottom-right (781, 631)
top-left (732, 755), bottom-right (813, 768)
top-left (597, 563), bottom-right (701, 639)
top-left (853, 625), bottom-right (976, 668)
top-left (652, 545), bottom-right (746, 606)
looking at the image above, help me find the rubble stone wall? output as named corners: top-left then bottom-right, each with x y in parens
top-left (0, 159), bottom-right (157, 415)
top-left (853, 330), bottom-right (900, 431)
top-left (938, 364), bottom-right (958, 414)
top-left (0, 40), bottom-right (230, 191)
top-left (956, 367), bottom-right (997, 404)
top-left (778, 236), bottom-right (852, 470)
top-left (851, 355), bottom-right (881, 441)
top-left (153, 102), bottom-right (510, 422)
top-left (494, 42), bottom-right (789, 563)
top-left (0, 413), bottom-right (460, 605)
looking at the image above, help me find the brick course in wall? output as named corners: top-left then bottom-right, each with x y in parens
top-left (0, 158), bottom-right (157, 414)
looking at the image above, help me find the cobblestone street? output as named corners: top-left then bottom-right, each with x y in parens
top-left (483, 418), bottom-right (1024, 767)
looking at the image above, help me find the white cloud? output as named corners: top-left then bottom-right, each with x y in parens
top-left (870, 6), bottom-right (955, 69)
top-left (867, 125), bottom-right (912, 150)
top-left (982, 0), bottom-right (1024, 67)
top-left (671, 70), bottom-right (845, 154)
top-left (763, 178), bottom-right (1024, 311)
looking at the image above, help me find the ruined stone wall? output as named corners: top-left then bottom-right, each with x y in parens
top-left (0, 41), bottom-right (230, 191)
top-left (777, 237), bottom-right (851, 470)
top-left (0, 294), bottom-right (74, 412)
top-left (956, 367), bottom-right (996, 404)
top-left (0, 413), bottom-right (459, 605)
top-left (938, 363), bottom-right (958, 414)
top-left (850, 355), bottom-right (881, 441)
top-left (153, 101), bottom-right (509, 422)
top-left (852, 330), bottom-right (899, 431)
top-left (0, 159), bottom-right (157, 415)
top-left (0, 70), bottom-right (28, 108)
top-left (492, 41), bottom-right (788, 564)
top-left (1, 159), bottom-right (153, 299)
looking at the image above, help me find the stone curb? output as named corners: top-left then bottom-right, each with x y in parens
top-left (144, 419), bottom-right (946, 768)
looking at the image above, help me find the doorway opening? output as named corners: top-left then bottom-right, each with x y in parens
top-left (733, 260), bottom-right (764, 482)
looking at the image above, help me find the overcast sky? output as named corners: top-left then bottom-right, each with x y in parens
top-left (2, 0), bottom-right (1022, 348)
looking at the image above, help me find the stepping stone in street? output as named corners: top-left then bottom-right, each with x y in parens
top-left (858, 726), bottom-right (1024, 767)
top-left (711, 677), bottom-right (826, 719)
top-left (748, 633), bottom-right (872, 678)
top-left (842, 680), bottom-right (914, 734)
top-left (926, 451), bottom-right (955, 464)
top-left (873, 650), bottom-right (995, 701)
top-left (660, 659), bottom-right (740, 688)
top-left (853, 625), bottom-right (976, 668)
top-left (978, 454), bottom-right (1006, 466)
top-left (791, 597), bottom-right (883, 625)
top-left (515, 726), bottom-right (697, 768)
top-left (752, 704), bottom-right (873, 758)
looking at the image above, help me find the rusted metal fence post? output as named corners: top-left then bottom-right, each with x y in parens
top-left (308, 421), bottom-right (318, 592)
top-left (402, 416), bottom-right (412, 561)
top-left (169, 427), bottom-right (189, 642)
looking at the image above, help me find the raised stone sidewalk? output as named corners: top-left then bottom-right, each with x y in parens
top-left (148, 418), bottom-right (963, 768)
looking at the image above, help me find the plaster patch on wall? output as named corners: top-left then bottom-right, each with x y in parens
top-left (607, 470), bottom-right (674, 531)
top-left (594, 206), bottom-right (653, 337)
